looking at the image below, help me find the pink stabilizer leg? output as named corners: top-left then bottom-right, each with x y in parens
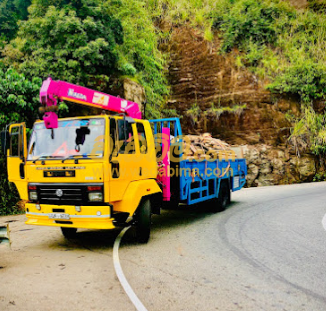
top-left (162, 127), bottom-right (171, 201)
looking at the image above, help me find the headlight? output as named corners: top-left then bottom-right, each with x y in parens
top-left (29, 191), bottom-right (38, 201)
top-left (88, 192), bottom-right (103, 202)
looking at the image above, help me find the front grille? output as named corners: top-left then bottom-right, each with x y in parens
top-left (28, 183), bottom-right (104, 206)
top-left (38, 184), bottom-right (86, 205)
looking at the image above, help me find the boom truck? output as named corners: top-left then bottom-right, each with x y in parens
top-left (1, 78), bottom-right (247, 243)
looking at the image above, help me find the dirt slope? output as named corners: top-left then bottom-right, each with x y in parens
top-left (163, 26), bottom-right (322, 186)
top-left (165, 26), bottom-right (300, 146)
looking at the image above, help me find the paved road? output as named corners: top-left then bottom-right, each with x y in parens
top-left (1, 182), bottom-right (326, 310)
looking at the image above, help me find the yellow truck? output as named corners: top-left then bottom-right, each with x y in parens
top-left (1, 78), bottom-right (247, 243)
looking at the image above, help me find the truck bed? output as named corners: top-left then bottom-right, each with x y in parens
top-left (177, 158), bottom-right (247, 205)
top-left (149, 117), bottom-right (247, 206)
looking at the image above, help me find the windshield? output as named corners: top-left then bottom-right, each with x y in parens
top-left (27, 118), bottom-right (105, 161)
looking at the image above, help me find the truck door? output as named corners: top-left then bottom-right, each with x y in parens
top-left (7, 123), bottom-right (28, 200)
top-left (109, 118), bottom-right (140, 202)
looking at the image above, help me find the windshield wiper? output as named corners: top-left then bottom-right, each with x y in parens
top-left (61, 154), bottom-right (101, 163)
top-left (32, 155), bottom-right (64, 163)
top-left (32, 155), bottom-right (50, 164)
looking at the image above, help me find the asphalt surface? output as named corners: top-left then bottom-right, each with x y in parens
top-left (1, 182), bottom-right (326, 311)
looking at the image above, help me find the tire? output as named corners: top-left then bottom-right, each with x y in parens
top-left (135, 199), bottom-right (151, 243)
top-left (61, 227), bottom-right (77, 239)
top-left (211, 181), bottom-right (230, 213)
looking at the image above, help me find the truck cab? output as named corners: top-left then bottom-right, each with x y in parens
top-left (4, 115), bottom-right (161, 242)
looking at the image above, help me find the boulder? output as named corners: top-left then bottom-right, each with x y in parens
top-left (271, 158), bottom-right (284, 174)
top-left (243, 147), bottom-right (260, 164)
top-left (246, 163), bottom-right (259, 187)
top-left (256, 174), bottom-right (275, 187)
top-left (290, 156), bottom-right (316, 181)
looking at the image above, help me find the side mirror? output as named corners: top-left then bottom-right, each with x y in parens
top-left (0, 130), bottom-right (9, 155)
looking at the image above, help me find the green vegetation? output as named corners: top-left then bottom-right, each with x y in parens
top-left (209, 0), bottom-right (326, 154)
top-left (0, 156), bottom-right (22, 216)
top-left (106, 0), bottom-right (169, 118)
top-left (3, 1), bottom-right (123, 86)
top-left (1, 0), bottom-right (326, 114)
top-left (212, 0), bottom-right (294, 53)
top-left (0, 68), bottom-right (42, 129)
top-left (204, 103), bottom-right (247, 120)
top-left (1, 0), bottom-right (168, 115)
top-left (289, 106), bottom-right (326, 155)
top-left (147, 0), bottom-right (326, 154)
top-left (0, 0), bottom-right (31, 42)
top-left (308, 0), bottom-right (326, 13)
top-left (0, 68), bottom-right (41, 215)
top-left (313, 171), bottom-right (326, 182)
top-left (186, 103), bottom-right (201, 124)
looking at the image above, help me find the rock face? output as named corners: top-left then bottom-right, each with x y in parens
top-left (164, 26), bottom-right (322, 186)
top-left (165, 26), bottom-right (300, 146)
top-left (123, 78), bottom-right (145, 109)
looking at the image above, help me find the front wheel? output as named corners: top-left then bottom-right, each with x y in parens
top-left (135, 199), bottom-right (151, 243)
top-left (61, 227), bottom-right (77, 239)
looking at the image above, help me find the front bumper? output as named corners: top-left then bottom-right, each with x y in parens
top-left (25, 203), bottom-right (115, 229)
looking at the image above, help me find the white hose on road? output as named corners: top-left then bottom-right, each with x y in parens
top-left (113, 226), bottom-right (148, 311)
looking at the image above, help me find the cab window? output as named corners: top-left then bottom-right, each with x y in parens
top-left (10, 126), bottom-right (23, 157)
top-left (136, 123), bottom-right (147, 154)
top-left (110, 118), bottom-right (136, 155)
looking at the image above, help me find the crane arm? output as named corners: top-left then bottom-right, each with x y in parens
top-left (40, 77), bottom-right (142, 128)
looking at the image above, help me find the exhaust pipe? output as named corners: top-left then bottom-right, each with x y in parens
top-left (0, 224), bottom-right (11, 248)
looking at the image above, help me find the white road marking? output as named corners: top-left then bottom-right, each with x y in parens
top-left (113, 226), bottom-right (148, 311)
top-left (322, 214), bottom-right (326, 231)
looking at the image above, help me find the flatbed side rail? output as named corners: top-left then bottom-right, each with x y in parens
top-left (149, 117), bottom-right (183, 156)
top-left (148, 118), bottom-right (247, 205)
top-left (149, 117), bottom-right (183, 139)
top-left (179, 158), bottom-right (247, 205)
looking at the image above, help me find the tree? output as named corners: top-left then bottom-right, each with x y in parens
top-left (0, 0), bottom-right (31, 41)
top-left (0, 68), bottom-right (41, 215)
top-left (0, 0), bottom-right (19, 41)
top-left (14, 0), bottom-right (32, 20)
top-left (0, 67), bottom-right (41, 129)
top-left (2, 1), bottom-right (123, 88)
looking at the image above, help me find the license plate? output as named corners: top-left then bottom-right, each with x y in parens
top-left (49, 213), bottom-right (70, 220)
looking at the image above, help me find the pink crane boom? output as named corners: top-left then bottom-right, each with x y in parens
top-left (39, 77), bottom-right (142, 128)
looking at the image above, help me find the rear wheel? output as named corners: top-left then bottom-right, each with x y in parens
top-left (61, 227), bottom-right (77, 239)
top-left (211, 181), bottom-right (230, 213)
top-left (135, 199), bottom-right (151, 243)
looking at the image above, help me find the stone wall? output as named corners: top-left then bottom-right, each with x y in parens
top-left (242, 145), bottom-right (318, 187)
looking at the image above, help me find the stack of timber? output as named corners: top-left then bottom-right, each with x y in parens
top-left (182, 133), bottom-right (236, 160)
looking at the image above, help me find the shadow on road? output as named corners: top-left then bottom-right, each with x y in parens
top-left (47, 228), bottom-right (122, 252)
top-left (151, 200), bottom-right (240, 230)
top-left (46, 201), bottom-right (241, 250)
